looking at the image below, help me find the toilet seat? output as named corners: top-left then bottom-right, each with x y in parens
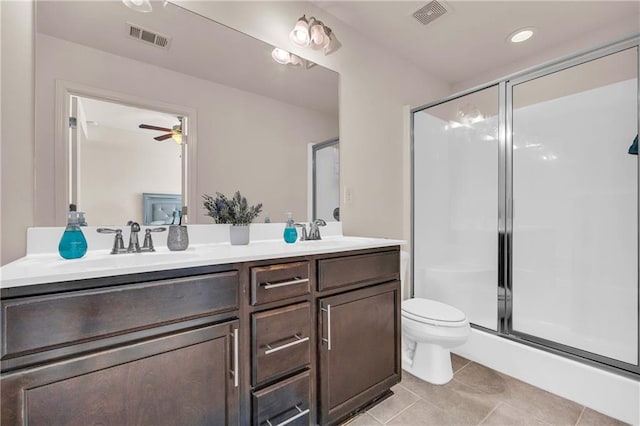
top-left (402, 298), bottom-right (467, 327)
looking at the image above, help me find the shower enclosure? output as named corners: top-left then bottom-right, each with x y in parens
top-left (412, 36), bottom-right (639, 376)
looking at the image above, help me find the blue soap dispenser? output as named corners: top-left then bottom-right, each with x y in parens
top-left (58, 205), bottom-right (88, 259)
top-left (283, 212), bottom-right (297, 244)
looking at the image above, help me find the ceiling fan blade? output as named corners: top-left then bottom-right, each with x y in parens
top-left (139, 124), bottom-right (173, 132)
top-left (154, 133), bottom-right (174, 141)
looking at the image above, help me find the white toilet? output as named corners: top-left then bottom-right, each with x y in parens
top-left (400, 252), bottom-right (470, 385)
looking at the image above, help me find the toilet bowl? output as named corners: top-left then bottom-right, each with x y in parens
top-left (401, 298), bottom-right (470, 384)
top-left (400, 252), bottom-right (470, 385)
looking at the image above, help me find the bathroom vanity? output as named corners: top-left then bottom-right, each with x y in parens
top-left (0, 234), bottom-right (402, 425)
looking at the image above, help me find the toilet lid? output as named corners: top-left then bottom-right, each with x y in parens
top-left (402, 298), bottom-right (467, 325)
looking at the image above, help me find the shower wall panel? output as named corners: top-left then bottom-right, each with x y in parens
top-left (413, 86), bottom-right (499, 330)
top-left (511, 72), bottom-right (638, 365)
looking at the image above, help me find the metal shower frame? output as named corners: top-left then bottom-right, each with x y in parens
top-left (410, 34), bottom-right (640, 378)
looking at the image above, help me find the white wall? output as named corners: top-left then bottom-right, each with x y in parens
top-left (35, 33), bottom-right (337, 229)
top-left (80, 126), bottom-right (182, 226)
top-left (1, 1), bottom-right (35, 265)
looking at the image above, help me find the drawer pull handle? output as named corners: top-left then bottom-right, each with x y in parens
top-left (321, 304), bottom-right (332, 351)
top-left (262, 277), bottom-right (309, 289)
top-left (264, 334), bottom-right (309, 355)
top-left (265, 405), bottom-right (310, 426)
top-left (230, 328), bottom-right (239, 388)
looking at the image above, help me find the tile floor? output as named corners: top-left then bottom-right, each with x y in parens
top-left (344, 354), bottom-right (628, 426)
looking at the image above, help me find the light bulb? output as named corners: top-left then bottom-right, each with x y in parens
top-left (289, 16), bottom-right (310, 47)
top-left (508, 28), bottom-right (535, 43)
top-left (309, 22), bottom-right (327, 50)
top-left (271, 48), bottom-right (291, 64)
top-left (122, 0), bottom-right (152, 12)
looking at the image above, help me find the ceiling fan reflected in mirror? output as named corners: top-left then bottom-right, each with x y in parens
top-left (139, 117), bottom-right (183, 144)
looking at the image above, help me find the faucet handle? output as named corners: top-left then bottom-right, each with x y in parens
top-left (97, 227), bottom-right (122, 234)
top-left (97, 228), bottom-right (125, 254)
top-left (313, 218), bottom-right (327, 227)
top-left (141, 228), bottom-right (165, 252)
top-left (294, 223), bottom-right (308, 241)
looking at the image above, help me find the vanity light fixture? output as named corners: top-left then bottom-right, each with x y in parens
top-left (289, 15), bottom-right (341, 55)
top-left (122, 0), bottom-right (152, 13)
top-left (271, 48), bottom-right (315, 69)
top-left (508, 27), bottom-right (535, 43)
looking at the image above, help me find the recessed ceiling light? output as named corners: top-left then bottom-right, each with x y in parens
top-left (508, 27), bottom-right (535, 43)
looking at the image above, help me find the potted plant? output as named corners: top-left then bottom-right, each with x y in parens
top-left (202, 191), bottom-right (262, 245)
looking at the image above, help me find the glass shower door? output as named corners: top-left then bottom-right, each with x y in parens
top-left (413, 85), bottom-right (500, 330)
top-left (509, 47), bottom-right (639, 367)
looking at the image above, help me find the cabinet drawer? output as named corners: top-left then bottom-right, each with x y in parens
top-left (318, 251), bottom-right (398, 292)
top-left (252, 370), bottom-right (310, 426)
top-left (251, 261), bottom-right (310, 305)
top-left (2, 272), bottom-right (239, 358)
top-left (252, 302), bottom-right (310, 386)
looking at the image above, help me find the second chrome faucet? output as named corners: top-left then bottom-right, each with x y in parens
top-left (294, 219), bottom-right (327, 241)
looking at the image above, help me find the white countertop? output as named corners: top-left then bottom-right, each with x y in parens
top-left (1, 231), bottom-right (404, 289)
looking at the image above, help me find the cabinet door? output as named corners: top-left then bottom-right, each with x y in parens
top-left (318, 281), bottom-right (401, 425)
top-left (1, 321), bottom-right (240, 425)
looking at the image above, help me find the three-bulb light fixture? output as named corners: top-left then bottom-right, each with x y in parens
top-left (272, 15), bottom-right (341, 68)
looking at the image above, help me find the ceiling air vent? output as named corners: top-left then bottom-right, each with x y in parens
top-left (412, 1), bottom-right (448, 26)
top-left (127, 22), bottom-right (171, 49)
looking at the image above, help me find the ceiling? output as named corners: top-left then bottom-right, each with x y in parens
top-left (36, 0), bottom-right (639, 108)
top-left (78, 97), bottom-right (179, 139)
top-left (314, 1), bottom-right (640, 86)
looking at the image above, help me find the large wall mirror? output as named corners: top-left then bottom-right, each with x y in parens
top-left (35, 0), bottom-right (339, 227)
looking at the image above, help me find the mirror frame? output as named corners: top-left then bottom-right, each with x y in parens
top-left (53, 80), bottom-right (198, 226)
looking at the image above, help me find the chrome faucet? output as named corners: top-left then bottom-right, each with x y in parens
top-left (97, 222), bottom-right (165, 254)
top-left (308, 219), bottom-right (327, 240)
top-left (294, 219), bottom-right (327, 241)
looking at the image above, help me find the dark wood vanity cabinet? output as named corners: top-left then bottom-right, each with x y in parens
top-left (1, 267), bottom-right (241, 426)
top-left (2, 321), bottom-right (240, 425)
top-left (1, 246), bottom-right (400, 426)
top-left (317, 251), bottom-right (401, 425)
top-left (248, 260), bottom-right (313, 426)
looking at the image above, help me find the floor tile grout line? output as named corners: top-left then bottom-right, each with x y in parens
top-left (377, 399), bottom-right (420, 424)
top-left (498, 401), bottom-right (554, 425)
top-left (477, 401), bottom-right (502, 425)
top-left (395, 382), bottom-right (421, 399)
top-left (574, 406), bottom-right (586, 426)
top-left (453, 359), bottom-right (473, 375)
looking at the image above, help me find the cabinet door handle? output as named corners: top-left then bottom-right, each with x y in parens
top-left (261, 277), bottom-right (309, 289)
top-left (265, 405), bottom-right (310, 426)
top-left (230, 328), bottom-right (239, 388)
top-left (321, 304), bottom-right (332, 351)
top-left (264, 334), bottom-right (309, 355)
